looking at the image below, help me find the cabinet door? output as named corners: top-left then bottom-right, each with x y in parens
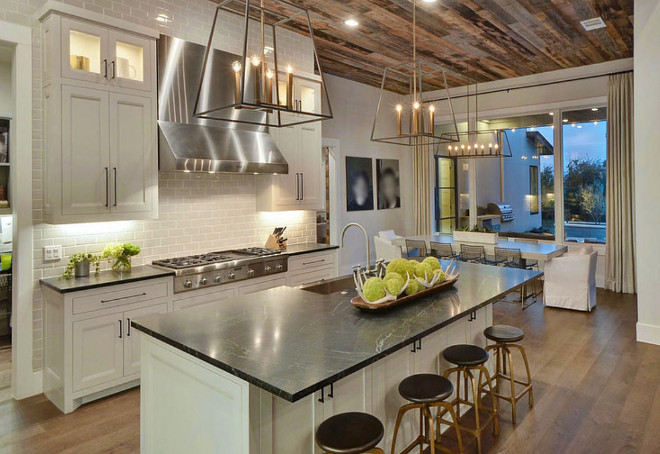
top-left (72, 313), bottom-right (124, 392)
top-left (412, 328), bottom-right (446, 375)
top-left (108, 30), bottom-right (153, 92)
top-left (123, 303), bottom-right (168, 377)
top-left (61, 18), bottom-right (109, 84)
top-left (298, 123), bottom-right (324, 210)
top-left (269, 126), bottom-right (300, 208)
top-left (109, 93), bottom-right (155, 214)
top-left (61, 85), bottom-right (110, 216)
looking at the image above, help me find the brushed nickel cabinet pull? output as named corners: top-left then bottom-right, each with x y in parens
top-left (104, 167), bottom-right (109, 207)
top-left (103, 59), bottom-right (108, 78)
top-left (118, 320), bottom-right (123, 338)
top-left (127, 318), bottom-right (131, 336)
top-left (113, 167), bottom-right (117, 207)
top-left (110, 60), bottom-right (116, 79)
top-left (101, 292), bottom-right (147, 304)
top-left (300, 173), bottom-right (304, 200)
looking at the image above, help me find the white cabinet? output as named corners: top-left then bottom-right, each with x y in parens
top-left (72, 313), bottom-right (124, 392)
top-left (61, 85), bottom-right (110, 216)
top-left (43, 277), bottom-right (173, 413)
top-left (123, 303), bottom-right (168, 376)
top-left (256, 80), bottom-right (323, 212)
top-left (287, 250), bottom-right (337, 287)
top-left (238, 276), bottom-right (288, 295)
top-left (59, 17), bottom-right (152, 92)
top-left (41, 12), bottom-right (158, 224)
top-left (172, 286), bottom-right (236, 312)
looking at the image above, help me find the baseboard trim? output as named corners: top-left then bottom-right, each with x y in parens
top-left (637, 322), bottom-right (660, 346)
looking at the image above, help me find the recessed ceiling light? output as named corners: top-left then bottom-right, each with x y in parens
top-left (563, 119), bottom-right (569, 123)
top-left (345, 19), bottom-right (359, 27)
top-left (549, 112), bottom-right (554, 116)
top-left (422, 0), bottom-right (438, 2)
top-left (155, 13), bottom-right (171, 23)
top-left (591, 107), bottom-right (598, 111)
top-left (580, 17), bottom-right (606, 31)
top-left (577, 125), bottom-right (583, 129)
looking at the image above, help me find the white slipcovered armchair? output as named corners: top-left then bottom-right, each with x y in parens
top-left (373, 230), bottom-right (404, 262)
top-left (543, 246), bottom-right (597, 311)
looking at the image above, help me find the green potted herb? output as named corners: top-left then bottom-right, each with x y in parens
top-left (103, 242), bottom-right (141, 274)
top-left (62, 253), bottom-right (101, 279)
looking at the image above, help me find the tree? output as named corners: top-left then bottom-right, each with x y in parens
top-left (540, 166), bottom-right (554, 219)
top-left (580, 181), bottom-right (606, 223)
top-left (563, 158), bottom-right (606, 223)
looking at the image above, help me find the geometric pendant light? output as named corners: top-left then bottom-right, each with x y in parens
top-left (193, 0), bottom-right (333, 127)
top-left (371, 0), bottom-right (460, 146)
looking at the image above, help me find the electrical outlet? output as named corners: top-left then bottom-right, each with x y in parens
top-left (43, 245), bottom-right (63, 262)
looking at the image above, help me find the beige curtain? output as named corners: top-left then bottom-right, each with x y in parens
top-left (605, 72), bottom-right (636, 293)
top-left (413, 139), bottom-right (433, 235)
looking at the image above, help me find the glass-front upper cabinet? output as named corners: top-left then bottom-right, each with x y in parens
top-left (61, 18), bottom-right (108, 84)
top-left (60, 18), bottom-right (152, 92)
top-left (108, 30), bottom-right (152, 92)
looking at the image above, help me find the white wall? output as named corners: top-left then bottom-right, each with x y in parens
top-left (0, 60), bottom-right (11, 115)
top-left (322, 75), bottom-right (414, 274)
top-left (634, 0), bottom-right (660, 345)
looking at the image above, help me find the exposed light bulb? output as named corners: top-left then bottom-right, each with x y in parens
top-left (413, 101), bottom-right (421, 110)
top-left (286, 64), bottom-right (293, 73)
top-left (428, 105), bottom-right (436, 113)
top-left (488, 143), bottom-right (493, 148)
top-left (448, 145), bottom-right (452, 151)
top-left (461, 145), bottom-right (465, 149)
top-left (494, 144), bottom-right (499, 149)
top-left (232, 60), bottom-right (242, 72)
top-left (250, 55), bottom-right (261, 66)
top-left (266, 69), bottom-right (274, 79)
top-left (395, 104), bottom-right (403, 112)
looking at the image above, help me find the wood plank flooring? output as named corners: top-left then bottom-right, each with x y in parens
top-left (0, 289), bottom-right (656, 453)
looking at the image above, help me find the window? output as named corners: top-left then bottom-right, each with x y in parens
top-left (434, 156), bottom-right (457, 232)
top-left (562, 108), bottom-right (607, 243)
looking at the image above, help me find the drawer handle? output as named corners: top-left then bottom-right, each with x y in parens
top-left (302, 259), bottom-right (325, 266)
top-left (127, 318), bottom-right (131, 336)
top-left (101, 292), bottom-right (147, 304)
top-left (118, 320), bottom-right (122, 339)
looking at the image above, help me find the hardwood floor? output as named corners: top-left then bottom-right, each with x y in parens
top-left (0, 289), bottom-right (656, 453)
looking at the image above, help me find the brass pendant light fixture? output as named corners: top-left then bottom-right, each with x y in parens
top-left (370, 0), bottom-right (459, 146)
top-left (193, 0), bottom-right (333, 127)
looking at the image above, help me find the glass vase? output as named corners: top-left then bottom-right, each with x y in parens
top-left (112, 255), bottom-right (132, 274)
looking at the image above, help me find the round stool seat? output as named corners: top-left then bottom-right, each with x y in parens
top-left (315, 412), bottom-right (384, 454)
top-left (443, 344), bottom-right (488, 366)
top-left (484, 325), bottom-right (524, 343)
top-left (398, 373), bottom-right (453, 404)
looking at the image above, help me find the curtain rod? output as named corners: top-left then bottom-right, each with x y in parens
top-left (427, 69), bottom-right (633, 103)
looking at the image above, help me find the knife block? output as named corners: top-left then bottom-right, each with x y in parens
top-left (265, 235), bottom-right (287, 250)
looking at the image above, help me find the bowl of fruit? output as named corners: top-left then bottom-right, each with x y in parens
top-left (351, 257), bottom-right (459, 310)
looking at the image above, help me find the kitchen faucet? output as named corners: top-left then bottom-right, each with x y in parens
top-left (340, 223), bottom-right (374, 273)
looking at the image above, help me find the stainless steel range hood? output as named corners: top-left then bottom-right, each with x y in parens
top-left (157, 35), bottom-right (288, 174)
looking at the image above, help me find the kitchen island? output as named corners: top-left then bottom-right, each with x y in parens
top-left (132, 261), bottom-right (540, 454)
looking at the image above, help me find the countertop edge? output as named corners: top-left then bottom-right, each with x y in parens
top-left (39, 266), bottom-right (175, 294)
top-left (281, 244), bottom-right (339, 256)
top-left (132, 270), bottom-right (541, 403)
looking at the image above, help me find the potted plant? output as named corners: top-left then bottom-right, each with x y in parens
top-left (103, 242), bottom-right (141, 274)
top-left (453, 225), bottom-right (499, 244)
top-left (62, 253), bottom-right (101, 279)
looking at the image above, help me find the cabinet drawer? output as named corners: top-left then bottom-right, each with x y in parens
top-left (72, 281), bottom-right (169, 314)
top-left (288, 251), bottom-right (335, 272)
top-left (173, 287), bottom-right (236, 312)
top-left (238, 276), bottom-right (287, 295)
top-left (287, 266), bottom-right (336, 287)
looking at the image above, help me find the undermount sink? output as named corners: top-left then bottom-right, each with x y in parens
top-left (300, 275), bottom-right (356, 295)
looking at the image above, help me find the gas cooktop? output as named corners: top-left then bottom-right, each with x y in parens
top-left (152, 247), bottom-right (286, 293)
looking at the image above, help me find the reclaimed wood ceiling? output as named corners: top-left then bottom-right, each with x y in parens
top-left (214, 0), bottom-right (634, 93)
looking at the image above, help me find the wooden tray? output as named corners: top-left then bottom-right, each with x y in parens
top-left (351, 274), bottom-right (460, 311)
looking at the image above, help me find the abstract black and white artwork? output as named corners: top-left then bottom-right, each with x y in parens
top-left (376, 159), bottom-right (401, 209)
top-left (346, 156), bottom-right (373, 211)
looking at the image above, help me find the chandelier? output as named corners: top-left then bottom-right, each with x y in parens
top-left (193, 0), bottom-right (333, 127)
top-left (436, 62), bottom-right (512, 159)
top-left (370, 0), bottom-right (459, 146)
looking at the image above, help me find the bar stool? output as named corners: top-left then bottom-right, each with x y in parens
top-left (391, 374), bottom-right (464, 454)
top-left (442, 345), bottom-right (499, 454)
top-left (483, 325), bottom-right (533, 424)
top-left (315, 412), bottom-right (385, 454)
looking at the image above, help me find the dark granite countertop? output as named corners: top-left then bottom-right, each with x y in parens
top-left (39, 265), bottom-right (175, 294)
top-left (132, 261), bottom-right (540, 402)
top-left (281, 243), bottom-right (338, 256)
